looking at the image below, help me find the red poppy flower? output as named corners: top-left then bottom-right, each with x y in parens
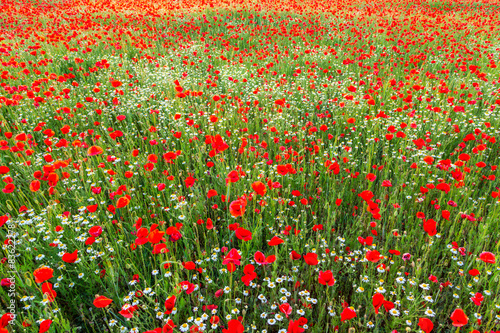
top-left (119, 304), bottom-right (138, 318)
top-left (229, 198), bottom-right (247, 217)
top-left (312, 224), bottom-right (323, 232)
top-left (287, 320), bottom-right (305, 333)
top-left (372, 293), bottom-right (385, 314)
top-left (152, 243), bottom-right (168, 254)
top-left (183, 261), bottom-right (196, 270)
top-left (30, 180), bottom-right (40, 192)
top-left (458, 153), bottom-right (470, 161)
top-left (87, 145), bottom-right (104, 156)
top-left (275, 98), bottom-right (285, 106)
top-left (416, 212), bottom-right (426, 219)
top-left (0, 215), bottom-right (8, 228)
top-left (222, 319), bottom-right (244, 333)
top-left (62, 250), bottom-right (78, 263)
top-left (358, 236), bottom-right (374, 246)
top-left (41, 282), bottom-right (57, 302)
top-left (358, 190), bottom-right (373, 201)
top-left (135, 227), bottom-right (149, 245)
top-left (366, 173), bottom-right (376, 181)
top-left (0, 166), bottom-right (10, 175)
top-left (226, 170), bottom-right (240, 184)
top-left (251, 181), bottom-right (267, 196)
top-left (423, 219), bottom-right (437, 236)
top-left (268, 236), bottom-right (284, 246)
top-left (89, 225), bottom-right (103, 237)
top-left (2, 184), bottom-right (14, 194)
top-left (383, 300), bottom-right (395, 312)
top-left (436, 182), bottom-right (451, 193)
top-left (185, 176), bottom-right (197, 188)
top-left (85, 236), bottom-right (96, 246)
top-left (116, 196), bottom-right (130, 208)
top-left (0, 313), bottom-right (14, 328)
top-left (340, 307), bottom-right (357, 322)
top-left (228, 223), bottom-right (239, 231)
top-left (318, 270), bottom-right (335, 286)
top-left (418, 318), bottom-right (434, 333)
top-left (470, 292), bottom-right (483, 306)
top-left (235, 227), bottom-right (252, 241)
top-left (388, 249), bottom-right (400, 256)
top-left (303, 253), bottom-right (318, 266)
top-left (33, 267), bottom-right (54, 283)
top-left (39, 319), bottom-right (52, 333)
top-left (276, 165), bottom-right (289, 176)
top-left (164, 295), bottom-right (176, 314)
top-left (254, 251), bottom-right (275, 265)
top-left (179, 281), bottom-right (196, 294)
top-left (162, 319), bottom-right (176, 333)
top-left (148, 229), bottom-right (165, 244)
top-left (222, 249), bottom-right (241, 266)
top-left (1, 279), bottom-right (13, 287)
top-left (279, 303), bottom-right (292, 318)
top-left (479, 251), bottom-right (495, 263)
top-left (93, 296), bottom-right (113, 308)
top-left (290, 250), bottom-right (301, 260)
top-left (241, 264), bottom-right (257, 286)
top-left (423, 156), bottom-right (435, 165)
top-left (366, 250), bottom-right (381, 263)
top-left (450, 309), bottom-right (468, 327)
top-left (15, 133), bottom-right (27, 141)
top-left (166, 226), bottom-right (182, 242)
top-left (381, 180), bottom-right (392, 187)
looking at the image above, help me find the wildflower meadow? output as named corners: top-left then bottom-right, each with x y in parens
top-left (0, 0), bottom-right (500, 332)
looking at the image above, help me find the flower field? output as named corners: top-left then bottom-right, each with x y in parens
top-left (1, 0), bottom-right (500, 331)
